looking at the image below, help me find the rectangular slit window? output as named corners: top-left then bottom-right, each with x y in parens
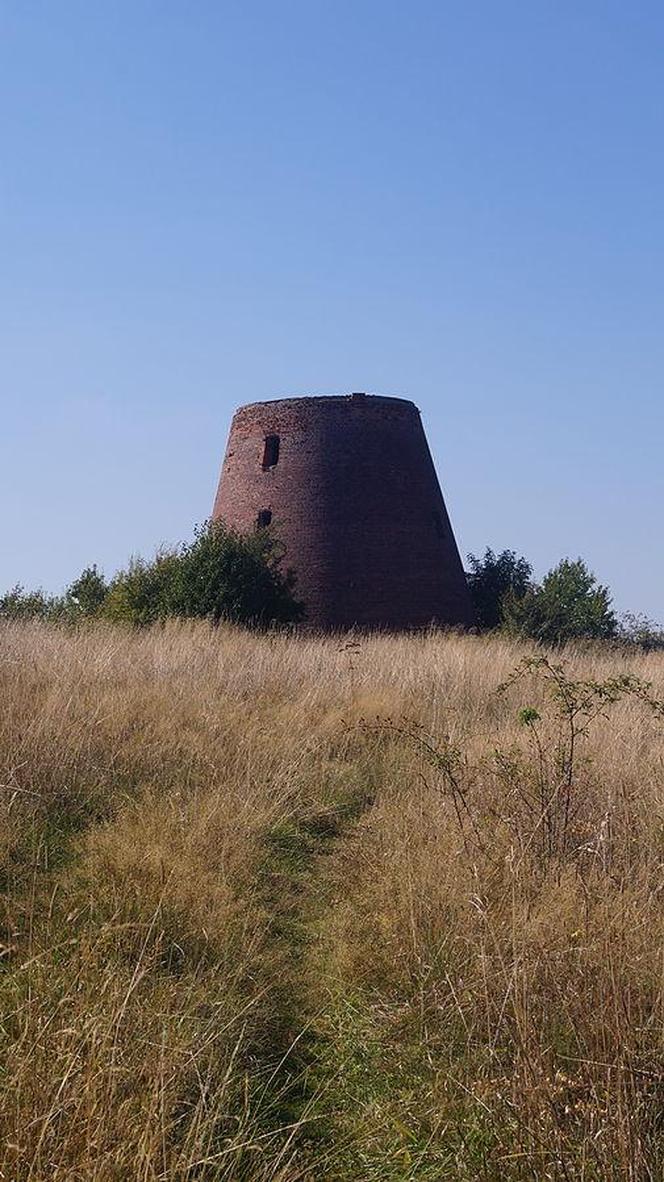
top-left (262, 434), bottom-right (280, 469)
top-left (256, 508), bottom-right (272, 530)
top-left (432, 510), bottom-right (445, 538)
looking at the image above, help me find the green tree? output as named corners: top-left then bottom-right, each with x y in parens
top-left (0, 585), bottom-right (54, 621)
top-left (1, 523), bottom-right (303, 630)
top-left (168, 520), bottom-right (303, 626)
top-left (102, 552), bottom-right (181, 627)
top-left (466, 547), bottom-right (532, 630)
top-left (503, 558), bottom-right (616, 644)
top-left (66, 565), bottom-right (108, 617)
top-left (102, 521), bottom-right (303, 628)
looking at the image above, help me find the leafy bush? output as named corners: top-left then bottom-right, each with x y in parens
top-left (102, 522), bottom-right (303, 628)
top-left (503, 557), bottom-right (617, 644)
top-left (466, 549), bottom-right (621, 645)
top-left (168, 520), bottom-right (302, 626)
top-left (102, 552), bottom-right (180, 626)
top-left (0, 585), bottom-right (55, 621)
top-left (1, 567), bottom-right (108, 624)
top-left (66, 565), bottom-right (109, 617)
top-left (466, 547), bottom-right (533, 629)
top-left (1, 522), bottom-right (303, 629)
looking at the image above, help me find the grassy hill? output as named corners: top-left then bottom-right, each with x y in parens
top-left (1, 622), bottom-right (663, 1180)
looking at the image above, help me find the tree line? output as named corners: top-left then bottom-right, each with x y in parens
top-left (1, 526), bottom-right (662, 648)
top-left (0, 521), bottom-right (303, 628)
top-left (466, 547), bottom-right (664, 649)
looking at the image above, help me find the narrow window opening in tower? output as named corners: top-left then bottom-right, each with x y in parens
top-left (256, 508), bottom-right (272, 530)
top-left (432, 510), bottom-right (446, 538)
top-left (262, 435), bottom-right (280, 469)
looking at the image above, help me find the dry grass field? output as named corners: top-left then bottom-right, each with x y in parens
top-left (1, 621), bottom-right (663, 1180)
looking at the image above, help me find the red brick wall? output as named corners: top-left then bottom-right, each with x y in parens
top-left (212, 394), bottom-right (474, 631)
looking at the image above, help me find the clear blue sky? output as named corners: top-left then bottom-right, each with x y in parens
top-left (2, 1), bottom-right (663, 618)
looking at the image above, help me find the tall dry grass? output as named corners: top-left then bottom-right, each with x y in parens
top-left (0, 620), bottom-right (662, 1180)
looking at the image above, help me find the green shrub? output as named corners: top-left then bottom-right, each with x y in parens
top-left (0, 585), bottom-right (55, 621)
top-left (1, 522), bottom-right (303, 630)
top-left (167, 520), bottom-right (303, 626)
top-left (65, 565), bottom-right (109, 617)
top-left (101, 521), bottom-right (303, 628)
top-left (466, 547), bottom-right (533, 629)
top-left (102, 552), bottom-right (180, 626)
top-left (503, 557), bottom-right (616, 644)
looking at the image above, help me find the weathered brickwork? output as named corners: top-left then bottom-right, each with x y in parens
top-left (212, 393), bottom-right (474, 631)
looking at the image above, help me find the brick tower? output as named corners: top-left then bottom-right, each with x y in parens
top-left (212, 393), bottom-right (474, 631)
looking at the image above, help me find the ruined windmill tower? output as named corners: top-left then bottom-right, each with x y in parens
top-left (212, 393), bottom-right (474, 631)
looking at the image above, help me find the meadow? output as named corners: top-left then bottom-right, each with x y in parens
top-left (1, 621), bottom-right (662, 1180)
